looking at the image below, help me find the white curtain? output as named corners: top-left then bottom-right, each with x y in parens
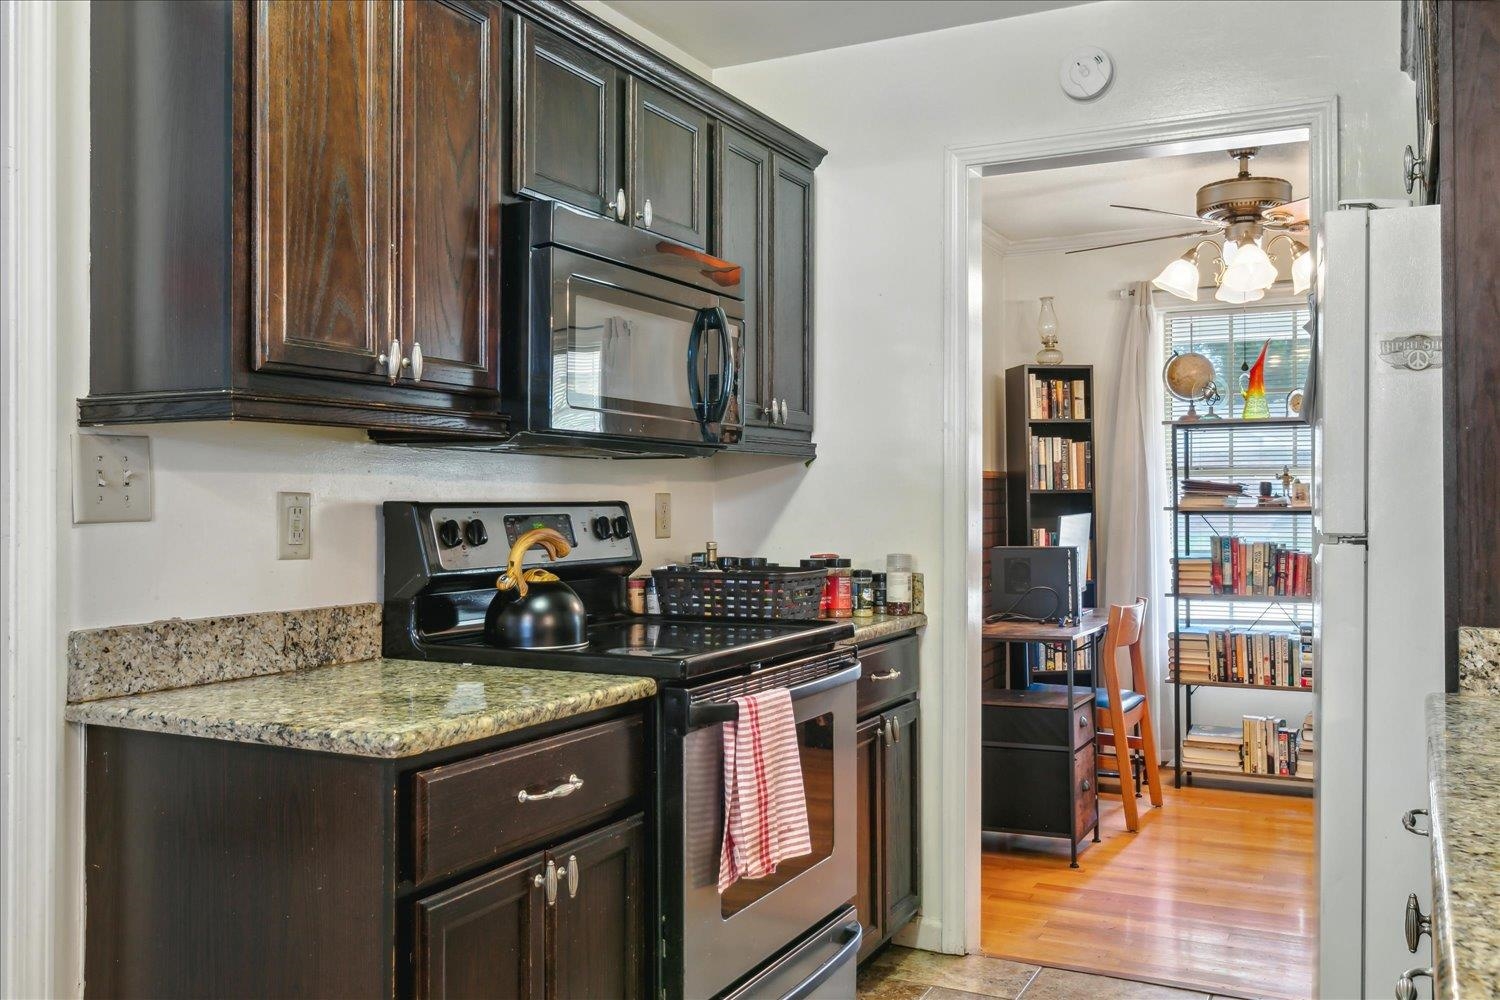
top-left (1100, 282), bottom-right (1166, 745)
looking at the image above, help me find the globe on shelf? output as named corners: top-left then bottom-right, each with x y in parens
top-left (1163, 351), bottom-right (1220, 422)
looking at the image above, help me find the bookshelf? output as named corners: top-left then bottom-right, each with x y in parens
top-left (1168, 417), bottom-right (1316, 791)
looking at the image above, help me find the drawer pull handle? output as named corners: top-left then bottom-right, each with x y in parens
top-left (1081, 778), bottom-right (1092, 792)
top-left (1394, 967), bottom-right (1431, 1000)
top-left (518, 774), bottom-right (583, 803)
top-left (1402, 808), bottom-right (1430, 837)
top-left (1078, 714), bottom-right (1089, 727)
top-left (869, 668), bottom-right (901, 682)
top-left (1405, 893), bottom-right (1431, 952)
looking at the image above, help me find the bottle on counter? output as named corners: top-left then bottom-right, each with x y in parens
top-left (886, 553), bottom-right (913, 616)
top-left (645, 574), bottom-right (662, 615)
top-left (809, 554), bottom-right (838, 617)
top-left (627, 576), bottom-right (647, 615)
top-left (852, 570), bottom-right (874, 618)
top-left (872, 572), bottom-right (888, 615)
top-left (829, 558), bottom-right (853, 618)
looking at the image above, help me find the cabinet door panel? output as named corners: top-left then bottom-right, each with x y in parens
top-left (548, 815), bottom-right (647, 1000)
top-left (712, 126), bottom-right (771, 425)
top-left (415, 852), bottom-right (546, 1000)
top-left (630, 80), bottom-right (708, 249)
top-left (855, 714), bottom-right (886, 962)
top-left (769, 155), bottom-right (814, 431)
top-left (515, 21), bottom-right (620, 217)
top-left (254, 0), bottom-right (394, 380)
top-left (398, 0), bottom-right (500, 393)
top-left (883, 701), bottom-right (920, 935)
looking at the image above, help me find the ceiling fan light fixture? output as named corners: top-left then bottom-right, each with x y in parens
top-left (1284, 239), bottom-right (1313, 295)
top-left (1221, 239), bottom-right (1278, 292)
top-left (1152, 251), bottom-right (1202, 301)
top-left (1214, 283), bottom-right (1266, 305)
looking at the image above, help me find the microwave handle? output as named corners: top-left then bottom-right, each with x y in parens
top-left (706, 307), bottom-right (734, 423)
top-left (686, 307), bottom-right (710, 421)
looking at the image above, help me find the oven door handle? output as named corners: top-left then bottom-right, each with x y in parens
top-left (783, 920), bottom-right (863, 1000)
top-left (684, 661), bottom-right (862, 731)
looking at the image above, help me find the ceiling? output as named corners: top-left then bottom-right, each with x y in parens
top-left (981, 143), bottom-right (1310, 253)
top-left (600, 1), bottom-right (1090, 69)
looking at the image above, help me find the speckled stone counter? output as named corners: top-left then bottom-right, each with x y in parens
top-left (1426, 694), bottom-right (1500, 999)
top-left (1457, 626), bottom-right (1500, 695)
top-left (844, 613), bottom-right (927, 646)
top-left (65, 659), bottom-right (656, 758)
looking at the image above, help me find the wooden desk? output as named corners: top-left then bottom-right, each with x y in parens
top-left (980, 607), bottom-right (1109, 644)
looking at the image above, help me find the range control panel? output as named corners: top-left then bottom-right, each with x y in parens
top-left (424, 502), bottom-right (639, 573)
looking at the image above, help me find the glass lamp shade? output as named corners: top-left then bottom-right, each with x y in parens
top-left (1152, 255), bottom-right (1200, 301)
top-left (1291, 244), bottom-right (1313, 294)
top-left (1035, 296), bottom-right (1063, 364)
top-left (1220, 239), bottom-right (1278, 292)
top-left (1215, 282), bottom-right (1266, 304)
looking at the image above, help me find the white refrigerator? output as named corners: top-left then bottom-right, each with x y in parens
top-left (1315, 205), bottom-right (1445, 1000)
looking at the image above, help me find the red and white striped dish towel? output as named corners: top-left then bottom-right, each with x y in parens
top-left (717, 687), bottom-right (812, 893)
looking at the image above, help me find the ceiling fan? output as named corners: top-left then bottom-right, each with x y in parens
top-left (1066, 147), bottom-right (1313, 303)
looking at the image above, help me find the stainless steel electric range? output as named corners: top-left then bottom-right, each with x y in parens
top-left (382, 501), bottom-right (863, 999)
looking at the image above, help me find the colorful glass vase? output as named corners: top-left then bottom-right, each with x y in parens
top-left (1240, 341), bottom-right (1271, 419)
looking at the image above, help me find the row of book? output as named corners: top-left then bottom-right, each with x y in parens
top-left (1168, 627), bottom-right (1314, 688)
top-left (1174, 536), bottom-right (1313, 595)
top-left (1027, 375), bottom-right (1088, 420)
top-left (1029, 436), bottom-right (1093, 491)
top-left (1182, 712), bottom-right (1314, 778)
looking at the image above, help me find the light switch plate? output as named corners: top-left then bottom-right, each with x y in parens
top-left (73, 433), bottom-right (153, 524)
top-left (277, 491), bottom-right (312, 560)
top-left (654, 492), bottom-right (671, 538)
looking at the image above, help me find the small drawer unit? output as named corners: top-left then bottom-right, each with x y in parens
top-left (855, 633), bottom-right (919, 717)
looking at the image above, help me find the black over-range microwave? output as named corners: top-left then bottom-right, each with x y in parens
top-left (498, 200), bottom-right (744, 457)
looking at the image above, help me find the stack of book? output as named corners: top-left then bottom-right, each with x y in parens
top-left (1028, 436), bottom-right (1092, 490)
top-left (1172, 557), bottom-right (1216, 594)
top-left (1181, 724), bottom-right (1243, 770)
top-left (1179, 479), bottom-right (1246, 509)
top-left (1027, 375), bottom-right (1088, 420)
top-left (1169, 627), bottom-right (1314, 687)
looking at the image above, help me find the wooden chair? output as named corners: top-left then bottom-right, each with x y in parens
top-left (1093, 598), bottom-right (1163, 831)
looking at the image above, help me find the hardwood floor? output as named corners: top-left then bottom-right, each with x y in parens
top-left (980, 783), bottom-right (1314, 1000)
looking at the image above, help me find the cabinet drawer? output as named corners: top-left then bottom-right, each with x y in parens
top-left (856, 633), bottom-right (918, 716)
top-left (1073, 743), bottom-right (1097, 840)
top-left (981, 696), bottom-right (1094, 748)
top-left (412, 715), bottom-right (644, 884)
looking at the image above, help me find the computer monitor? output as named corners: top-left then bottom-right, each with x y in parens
top-left (988, 545), bottom-right (1080, 624)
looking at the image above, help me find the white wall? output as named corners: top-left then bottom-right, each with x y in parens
top-left (980, 234), bottom-right (1008, 472)
top-left (713, 0), bottom-right (1411, 951)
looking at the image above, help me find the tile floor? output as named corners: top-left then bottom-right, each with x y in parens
top-left (858, 947), bottom-right (1252, 1000)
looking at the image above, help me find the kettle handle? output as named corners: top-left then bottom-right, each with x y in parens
top-left (496, 528), bottom-right (572, 599)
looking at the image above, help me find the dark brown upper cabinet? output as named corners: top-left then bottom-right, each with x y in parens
top-left (628, 80), bottom-right (709, 249)
top-left (254, 0), bottom-right (395, 383)
top-left (397, 0), bottom-right (503, 394)
top-left (513, 20), bottom-right (623, 220)
top-left (767, 155), bottom-right (815, 434)
top-left (712, 125), bottom-right (772, 425)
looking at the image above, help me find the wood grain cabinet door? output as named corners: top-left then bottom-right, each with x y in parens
top-left (254, 0), bottom-right (395, 382)
top-left (768, 155), bottom-right (815, 432)
top-left (854, 714), bottom-right (887, 962)
top-left (628, 79), bottom-right (709, 249)
top-left (882, 701), bottom-right (920, 936)
top-left (547, 815), bottom-right (648, 1000)
top-left (514, 21), bottom-right (622, 219)
top-left (396, 0), bottom-right (501, 393)
top-left (713, 125), bottom-right (772, 426)
top-left (415, 852), bottom-right (547, 1000)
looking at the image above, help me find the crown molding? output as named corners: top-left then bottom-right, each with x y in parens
top-left (980, 224), bottom-right (1012, 254)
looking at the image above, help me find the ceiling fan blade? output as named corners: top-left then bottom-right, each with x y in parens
top-left (1109, 203), bottom-right (1209, 223)
top-left (1065, 229), bottom-right (1219, 255)
top-left (1262, 197), bottom-right (1310, 227)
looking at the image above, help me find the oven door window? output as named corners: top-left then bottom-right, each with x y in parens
top-left (555, 277), bottom-right (726, 433)
top-left (720, 712), bottom-right (836, 918)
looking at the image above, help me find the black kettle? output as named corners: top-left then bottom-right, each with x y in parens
top-left (484, 528), bottom-right (588, 649)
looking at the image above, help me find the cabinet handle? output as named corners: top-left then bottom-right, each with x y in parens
top-left (779, 399), bottom-right (788, 424)
top-left (564, 854), bottom-right (579, 899)
top-left (1394, 967), bottom-right (1432, 1000)
top-left (377, 339), bottom-right (402, 384)
top-left (1402, 808), bottom-right (1430, 837)
top-left (517, 773), bottom-right (583, 803)
top-left (535, 859), bottom-right (558, 906)
top-left (889, 717), bottom-right (901, 743)
top-left (407, 341), bottom-right (423, 382)
top-left (608, 187), bottom-right (626, 222)
top-left (635, 197), bottom-right (653, 228)
top-left (1078, 714), bottom-right (1089, 728)
top-left (1405, 893), bottom-right (1432, 952)
top-left (1081, 778), bottom-right (1092, 791)
top-left (869, 668), bottom-right (901, 682)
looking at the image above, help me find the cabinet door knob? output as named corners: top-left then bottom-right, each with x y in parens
top-left (377, 339), bottom-right (402, 384)
top-left (537, 859), bottom-right (558, 906)
top-left (1402, 808), bottom-right (1430, 837)
top-left (608, 187), bottom-right (626, 222)
top-left (408, 341), bottom-right (424, 382)
top-left (1394, 967), bottom-right (1431, 1000)
top-left (565, 854), bottom-right (580, 899)
top-left (1405, 893), bottom-right (1432, 952)
top-left (635, 198), bottom-right (653, 228)
top-left (518, 773), bottom-right (583, 803)
top-left (1078, 714), bottom-right (1088, 727)
top-left (779, 399), bottom-right (789, 424)
top-left (890, 717), bottom-right (900, 743)
top-left (1081, 778), bottom-right (1092, 791)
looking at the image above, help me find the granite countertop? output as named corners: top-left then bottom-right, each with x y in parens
top-left (845, 613), bottom-right (928, 645)
top-left (1426, 694), bottom-right (1500, 999)
top-left (65, 659), bottom-right (656, 759)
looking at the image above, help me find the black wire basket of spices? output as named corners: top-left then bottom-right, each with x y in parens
top-left (651, 562), bottom-right (826, 620)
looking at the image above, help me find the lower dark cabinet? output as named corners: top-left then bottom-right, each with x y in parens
top-left (416, 853), bottom-right (549, 1000)
top-left (548, 816), bottom-right (648, 1000)
top-left (854, 715), bottom-right (886, 960)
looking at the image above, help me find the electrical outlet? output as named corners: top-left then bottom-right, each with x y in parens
top-left (654, 492), bottom-right (672, 538)
top-left (278, 492), bottom-right (312, 560)
top-left (73, 433), bottom-right (153, 524)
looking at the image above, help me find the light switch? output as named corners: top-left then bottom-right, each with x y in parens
top-left (73, 433), bottom-right (152, 524)
top-left (278, 492), bottom-right (312, 560)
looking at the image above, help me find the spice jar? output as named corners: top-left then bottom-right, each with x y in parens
top-left (627, 576), bottom-right (647, 614)
top-left (852, 570), bottom-right (874, 618)
top-left (886, 553), bottom-right (913, 616)
top-left (803, 557), bottom-right (832, 616)
top-left (829, 558), bottom-right (853, 618)
top-left (872, 572), bottom-right (887, 615)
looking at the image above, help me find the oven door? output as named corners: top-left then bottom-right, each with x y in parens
top-left (545, 248), bottom-right (743, 446)
top-left (664, 655), bottom-right (859, 1000)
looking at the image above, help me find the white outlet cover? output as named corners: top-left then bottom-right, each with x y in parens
top-left (278, 491), bottom-right (312, 560)
top-left (654, 492), bottom-right (672, 539)
top-left (1060, 46), bottom-right (1113, 101)
top-left (73, 433), bottom-right (153, 524)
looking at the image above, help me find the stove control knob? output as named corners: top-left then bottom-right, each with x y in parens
top-left (591, 515), bottom-right (614, 540)
top-left (612, 515), bottom-right (632, 539)
top-left (437, 519), bottom-right (464, 548)
top-left (465, 519), bottom-right (488, 547)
